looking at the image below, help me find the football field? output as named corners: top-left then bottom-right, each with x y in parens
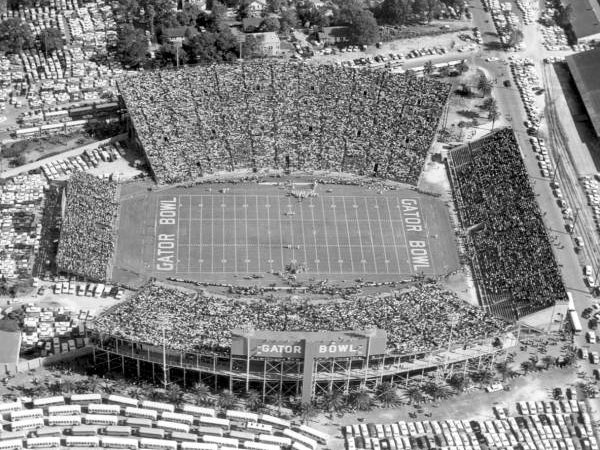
top-left (113, 182), bottom-right (460, 284)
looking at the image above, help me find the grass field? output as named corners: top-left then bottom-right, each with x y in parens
top-left (113, 180), bottom-right (460, 285)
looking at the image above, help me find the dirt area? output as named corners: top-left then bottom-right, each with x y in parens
top-left (0, 133), bottom-right (97, 171)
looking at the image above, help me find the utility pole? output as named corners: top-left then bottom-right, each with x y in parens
top-left (572, 207), bottom-right (580, 231)
top-left (552, 154), bottom-right (562, 184)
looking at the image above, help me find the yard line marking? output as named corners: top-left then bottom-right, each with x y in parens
top-left (352, 196), bottom-right (367, 272)
top-left (254, 195), bottom-right (261, 272)
top-left (385, 197), bottom-right (403, 274)
top-left (232, 194), bottom-right (238, 273)
top-left (374, 198), bottom-right (390, 273)
top-left (332, 196), bottom-right (343, 272)
top-left (286, 197), bottom-right (295, 264)
top-left (210, 195), bottom-right (215, 273)
top-left (187, 195), bottom-right (192, 273)
top-left (222, 193), bottom-right (226, 273)
top-left (277, 196), bottom-right (285, 271)
top-left (342, 197), bottom-right (356, 272)
top-left (299, 200), bottom-right (308, 267)
top-left (198, 195), bottom-right (203, 272)
top-left (244, 193), bottom-right (249, 272)
top-left (266, 195), bottom-right (274, 272)
top-left (309, 197), bottom-right (320, 272)
top-left (320, 196), bottom-right (332, 274)
top-left (363, 197), bottom-right (379, 274)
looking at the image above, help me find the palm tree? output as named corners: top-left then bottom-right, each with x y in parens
top-left (166, 384), bottom-right (184, 408)
top-left (521, 360), bottom-right (535, 374)
top-left (218, 390), bottom-right (237, 411)
top-left (448, 373), bottom-right (468, 392)
top-left (477, 74), bottom-right (493, 97)
top-left (422, 379), bottom-right (455, 401)
top-left (349, 388), bottom-right (372, 411)
top-left (192, 382), bottom-right (213, 406)
top-left (488, 105), bottom-right (500, 130)
top-left (470, 368), bottom-right (494, 385)
top-left (127, 386), bottom-right (146, 401)
top-left (245, 390), bottom-right (263, 412)
top-left (457, 60), bottom-right (469, 73)
top-left (495, 361), bottom-right (510, 381)
top-left (404, 385), bottom-right (425, 405)
top-left (375, 382), bottom-right (398, 407)
top-left (299, 402), bottom-right (317, 424)
top-left (320, 390), bottom-right (345, 418)
top-left (423, 60), bottom-right (434, 76)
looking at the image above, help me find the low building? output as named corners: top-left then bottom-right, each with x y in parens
top-left (566, 48), bottom-right (600, 137)
top-left (162, 26), bottom-right (197, 44)
top-left (563, 0), bottom-right (600, 43)
top-left (316, 26), bottom-right (350, 45)
top-left (242, 32), bottom-right (281, 57)
top-left (246, 0), bottom-right (267, 17)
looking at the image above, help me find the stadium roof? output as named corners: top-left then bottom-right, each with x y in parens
top-left (563, 0), bottom-right (600, 41)
top-left (566, 48), bottom-right (600, 137)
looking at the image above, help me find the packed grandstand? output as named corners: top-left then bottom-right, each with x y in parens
top-left (55, 172), bottom-right (120, 282)
top-left (92, 282), bottom-right (507, 355)
top-left (447, 128), bottom-right (567, 320)
top-left (119, 62), bottom-right (451, 185)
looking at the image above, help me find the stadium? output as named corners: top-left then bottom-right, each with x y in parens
top-left (53, 62), bottom-right (564, 402)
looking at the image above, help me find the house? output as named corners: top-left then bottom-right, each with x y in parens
top-left (242, 32), bottom-right (281, 57)
top-left (246, 0), bottom-right (267, 17)
top-left (242, 17), bottom-right (264, 32)
top-left (162, 26), bottom-right (198, 44)
top-left (316, 26), bottom-right (350, 45)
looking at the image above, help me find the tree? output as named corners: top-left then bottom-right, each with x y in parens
top-left (507, 27), bottom-right (524, 48)
top-left (218, 390), bottom-right (237, 410)
top-left (166, 384), bottom-right (184, 407)
top-left (520, 360), bottom-right (535, 374)
top-left (245, 390), bottom-right (263, 412)
top-left (482, 97), bottom-right (497, 112)
top-left (259, 16), bottom-right (280, 32)
top-left (375, 382), bottom-right (399, 407)
top-left (404, 385), bottom-right (425, 405)
top-left (192, 382), bottom-right (213, 406)
top-left (477, 74), bottom-right (493, 97)
top-left (266, 0), bottom-right (283, 13)
top-left (558, 3), bottom-right (572, 28)
top-left (344, 8), bottom-right (379, 46)
top-left (211, 0), bottom-right (228, 28)
top-left (488, 103), bottom-right (500, 129)
top-left (279, 9), bottom-right (298, 32)
top-left (320, 390), bottom-right (345, 417)
top-left (470, 368), bottom-right (494, 385)
top-left (176, 3), bottom-right (201, 26)
top-left (457, 60), bottom-right (469, 73)
top-left (448, 373), bottom-right (468, 392)
top-left (184, 28), bottom-right (238, 63)
top-left (117, 23), bottom-right (149, 68)
top-left (0, 19), bottom-right (34, 53)
top-left (156, 43), bottom-right (188, 67)
top-left (349, 388), bottom-right (372, 411)
top-left (377, 0), bottom-right (413, 26)
top-left (541, 355), bottom-right (556, 369)
top-left (296, 2), bottom-right (329, 28)
top-left (421, 379), bottom-right (454, 401)
top-left (40, 28), bottom-right (64, 54)
top-left (299, 402), bottom-right (317, 424)
top-left (423, 60), bottom-right (434, 76)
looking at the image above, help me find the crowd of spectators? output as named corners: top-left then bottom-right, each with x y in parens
top-left (120, 62), bottom-right (451, 185)
top-left (56, 172), bottom-right (119, 281)
top-left (447, 128), bottom-right (566, 320)
top-left (93, 282), bottom-right (507, 355)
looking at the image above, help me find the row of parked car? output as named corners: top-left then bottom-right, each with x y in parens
top-left (41, 142), bottom-right (126, 181)
top-left (510, 57), bottom-right (543, 135)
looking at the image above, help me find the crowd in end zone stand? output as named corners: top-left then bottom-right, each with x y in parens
top-left (119, 62), bottom-right (451, 185)
top-left (448, 128), bottom-right (566, 320)
top-left (92, 282), bottom-right (507, 356)
top-left (55, 172), bottom-right (119, 282)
